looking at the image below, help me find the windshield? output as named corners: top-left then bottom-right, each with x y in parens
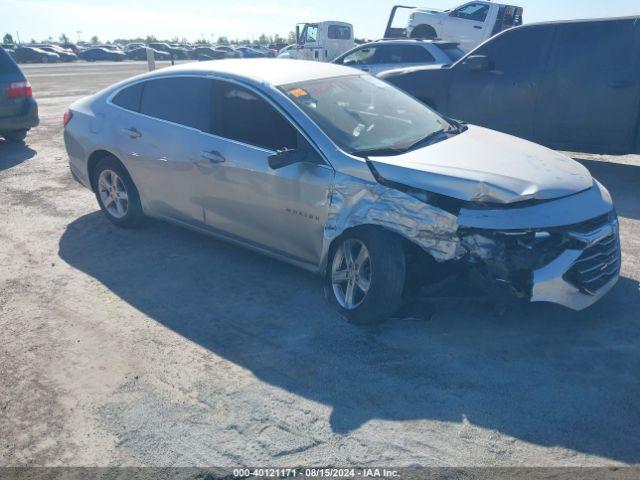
top-left (280, 75), bottom-right (453, 156)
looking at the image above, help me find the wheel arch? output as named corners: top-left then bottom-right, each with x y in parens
top-left (410, 24), bottom-right (438, 39)
top-left (87, 149), bottom-right (128, 192)
top-left (321, 223), bottom-right (436, 277)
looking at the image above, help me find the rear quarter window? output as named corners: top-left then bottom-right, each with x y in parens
top-left (0, 48), bottom-right (20, 75)
top-left (112, 82), bottom-right (144, 112)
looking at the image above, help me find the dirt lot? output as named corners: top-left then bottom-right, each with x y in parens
top-left (1, 61), bottom-right (639, 467)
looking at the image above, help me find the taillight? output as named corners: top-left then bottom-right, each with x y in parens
top-left (63, 110), bottom-right (73, 128)
top-left (7, 81), bottom-right (32, 99)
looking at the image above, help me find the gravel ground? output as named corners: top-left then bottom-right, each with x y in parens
top-left (1, 61), bottom-right (639, 467)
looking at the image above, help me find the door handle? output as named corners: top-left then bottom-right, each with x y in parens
top-left (121, 127), bottom-right (141, 139)
top-left (608, 80), bottom-right (634, 89)
top-left (473, 25), bottom-right (483, 29)
top-left (199, 150), bottom-right (225, 164)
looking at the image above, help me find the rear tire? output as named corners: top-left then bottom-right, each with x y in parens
top-left (3, 130), bottom-right (28, 142)
top-left (93, 156), bottom-right (144, 228)
top-left (326, 228), bottom-right (406, 325)
top-left (410, 25), bottom-right (438, 40)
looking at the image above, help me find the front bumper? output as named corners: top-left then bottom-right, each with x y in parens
top-left (531, 218), bottom-right (621, 310)
top-left (0, 97), bottom-right (39, 132)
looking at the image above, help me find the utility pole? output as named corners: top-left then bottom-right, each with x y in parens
top-left (77, 30), bottom-right (82, 43)
top-left (15, 31), bottom-right (21, 45)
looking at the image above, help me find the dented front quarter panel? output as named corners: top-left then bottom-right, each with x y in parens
top-left (319, 170), bottom-right (462, 273)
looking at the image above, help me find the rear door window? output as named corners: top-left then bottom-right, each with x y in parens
top-left (0, 49), bottom-right (20, 74)
top-left (373, 45), bottom-right (435, 64)
top-left (211, 80), bottom-right (298, 151)
top-left (551, 20), bottom-right (636, 71)
top-left (139, 77), bottom-right (210, 130)
top-left (328, 25), bottom-right (352, 40)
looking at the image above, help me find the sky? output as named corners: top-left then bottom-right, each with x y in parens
top-left (3, 0), bottom-right (640, 43)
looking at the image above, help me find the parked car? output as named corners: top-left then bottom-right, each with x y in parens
top-left (148, 43), bottom-right (189, 60)
top-left (333, 40), bottom-right (465, 75)
top-left (79, 48), bottom-right (126, 62)
top-left (64, 59), bottom-right (621, 323)
top-left (247, 45), bottom-right (277, 57)
top-left (212, 46), bottom-right (241, 58)
top-left (192, 47), bottom-right (227, 61)
top-left (13, 47), bottom-right (60, 63)
top-left (380, 17), bottom-right (640, 155)
top-left (385, 1), bottom-right (523, 52)
top-left (124, 43), bottom-right (145, 53)
top-left (36, 45), bottom-right (78, 62)
top-left (0, 47), bottom-right (39, 142)
top-left (235, 47), bottom-right (266, 58)
top-left (126, 47), bottom-right (171, 61)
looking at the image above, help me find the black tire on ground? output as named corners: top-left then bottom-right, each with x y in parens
top-left (326, 228), bottom-right (406, 325)
top-left (410, 25), bottom-right (438, 39)
top-left (92, 156), bottom-right (144, 228)
top-left (2, 130), bottom-right (28, 142)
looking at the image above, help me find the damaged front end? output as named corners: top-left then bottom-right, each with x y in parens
top-left (459, 210), bottom-right (621, 310)
top-left (323, 152), bottom-right (621, 311)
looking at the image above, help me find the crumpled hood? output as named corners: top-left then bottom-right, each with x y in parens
top-left (368, 126), bottom-right (594, 204)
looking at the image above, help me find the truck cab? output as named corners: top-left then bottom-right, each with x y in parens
top-left (280, 21), bottom-right (354, 62)
top-left (385, 2), bottom-right (523, 52)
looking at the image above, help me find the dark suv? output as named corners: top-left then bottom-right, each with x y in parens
top-left (0, 48), bottom-right (39, 142)
top-left (380, 17), bottom-right (640, 155)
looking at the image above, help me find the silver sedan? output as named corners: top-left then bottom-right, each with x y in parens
top-left (64, 59), bottom-right (620, 323)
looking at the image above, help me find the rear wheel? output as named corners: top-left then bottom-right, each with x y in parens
top-left (3, 130), bottom-right (28, 142)
top-left (410, 24), bottom-right (438, 40)
top-left (326, 228), bottom-right (406, 324)
top-left (93, 157), bottom-right (144, 228)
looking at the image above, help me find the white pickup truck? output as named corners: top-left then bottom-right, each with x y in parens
top-left (385, 1), bottom-right (523, 52)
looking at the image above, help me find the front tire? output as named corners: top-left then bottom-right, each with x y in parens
top-left (326, 228), bottom-right (406, 324)
top-left (93, 157), bottom-right (144, 228)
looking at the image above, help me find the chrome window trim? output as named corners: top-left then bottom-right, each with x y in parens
top-left (105, 73), bottom-right (332, 167)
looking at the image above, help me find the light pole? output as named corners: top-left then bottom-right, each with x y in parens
top-left (77, 30), bottom-right (82, 43)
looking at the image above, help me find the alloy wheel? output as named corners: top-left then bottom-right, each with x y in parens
top-left (331, 239), bottom-right (372, 310)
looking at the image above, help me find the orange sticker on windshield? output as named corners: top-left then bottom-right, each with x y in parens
top-left (289, 88), bottom-right (309, 98)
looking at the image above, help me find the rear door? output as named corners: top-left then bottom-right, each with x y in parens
top-left (535, 19), bottom-right (640, 153)
top-left (0, 49), bottom-right (25, 119)
top-left (447, 25), bottom-right (553, 141)
top-left (112, 76), bottom-right (214, 224)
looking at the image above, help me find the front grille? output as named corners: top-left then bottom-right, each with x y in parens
top-left (564, 213), bottom-right (611, 233)
top-left (564, 233), bottom-right (621, 295)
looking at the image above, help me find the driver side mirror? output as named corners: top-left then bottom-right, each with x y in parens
top-left (268, 148), bottom-right (308, 170)
top-left (461, 55), bottom-right (493, 72)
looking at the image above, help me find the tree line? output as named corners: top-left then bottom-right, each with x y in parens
top-left (3, 32), bottom-right (297, 46)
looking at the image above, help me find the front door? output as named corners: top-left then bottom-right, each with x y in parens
top-left (448, 25), bottom-right (553, 141)
top-left (442, 2), bottom-right (491, 51)
top-left (197, 79), bottom-right (334, 265)
top-left (535, 19), bottom-right (640, 153)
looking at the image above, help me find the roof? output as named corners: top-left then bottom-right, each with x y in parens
top-left (142, 59), bottom-right (359, 86)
